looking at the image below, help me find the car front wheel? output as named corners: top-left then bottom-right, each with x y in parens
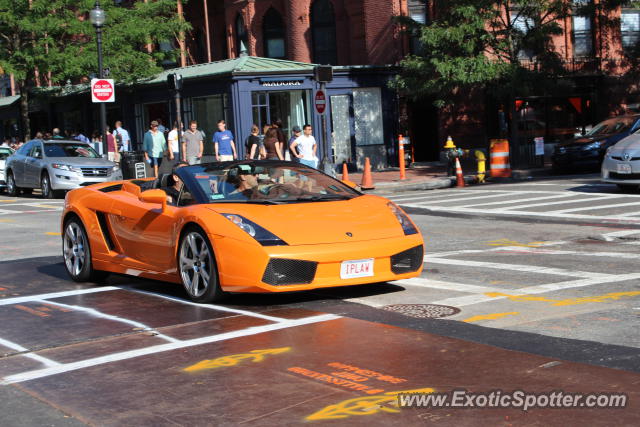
top-left (63, 218), bottom-right (106, 282)
top-left (41, 172), bottom-right (55, 199)
top-left (178, 227), bottom-right (224, 303)
top-left (6, 171), bottom-right (19, 196)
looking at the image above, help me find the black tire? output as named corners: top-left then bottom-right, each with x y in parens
top-left (41, 172), bottom-right (55, 199)
top-left (617, 184), bottom-right (638, 192)
top-left (6, 171), bottom-right (19, 196)
top-left (62, 217), bottom-right (107, 282)
top-left (178, 226), bottom-right (224, 303)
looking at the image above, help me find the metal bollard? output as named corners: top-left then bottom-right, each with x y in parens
top-left (475, 150), bottom-right (486, 183)
top-left (399, 134), bottom-right (407, 180)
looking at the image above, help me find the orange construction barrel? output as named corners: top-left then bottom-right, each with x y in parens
top-left (489, 139), bottom-right (511, 178)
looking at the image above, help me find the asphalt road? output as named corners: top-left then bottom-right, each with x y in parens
top-left (0, 176), bottom-right (639, 426)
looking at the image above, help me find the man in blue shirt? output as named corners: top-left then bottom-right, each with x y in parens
top-left (213, 120), bottom-right (237, 161)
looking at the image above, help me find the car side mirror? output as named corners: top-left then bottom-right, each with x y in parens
top-left (139, 189), bottom-right (167, 210)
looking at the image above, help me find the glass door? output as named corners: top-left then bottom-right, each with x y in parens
top-left (330, 94), bottom-right (353, 164)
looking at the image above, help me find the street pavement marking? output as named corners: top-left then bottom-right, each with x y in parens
top-left (430, 273), bottom-right (640, 308)
top-left (1, 313), bottom-right (340, 385)
top-left (501, 196), bottom-right (614, 211)
top-left (552, 201), bottom-right (640, 214)
top-left (463, 312), bottom-right (519, 323)
top-left (37, 300), bottom-right (181, 343)
top-left (458, 193), bottom-right (577, 209)
top-left (45, 232), bottom-right (61, 236)
top-left (490, 246), bottom-right (640, 259)
top-left (0, 336), bottom-right (60, 368)
top-left (484, 291), bottom-right (640, 306)
top-left (0, 287), bottom-right (120, 306)
top-left (424, 256), bottom-right (611, 279)
top-left (0, 200), bottom-right (16, 203)
top-left (393, 277), bottom-right (505, 294)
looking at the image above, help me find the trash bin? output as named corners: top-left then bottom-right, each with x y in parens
top-left (121, 151), bottom-right (147, 179)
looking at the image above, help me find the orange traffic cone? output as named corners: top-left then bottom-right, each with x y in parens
top-left (341, 162), bottom-right (356, 188)
top-left (455, 157), bottom-right (465, 188)
top-left (360, 157), bottom-right (375, 190)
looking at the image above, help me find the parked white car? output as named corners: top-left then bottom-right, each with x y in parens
top-left (602, 133), bottom-right (640, 190)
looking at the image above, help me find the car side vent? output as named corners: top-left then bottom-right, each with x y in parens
top-left (99, 184), bottom-right (123, 193)
top-left (95, 211), bottom-right (115, 251)
top-left (391, 245), bottom-right (424, 274)
top-left (262, 259), bottom-right (318, 286)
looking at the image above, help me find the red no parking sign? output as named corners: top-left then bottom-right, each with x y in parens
top-left (91, 79), bottom-right (115, 103)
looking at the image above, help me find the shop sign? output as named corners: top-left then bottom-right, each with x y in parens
top-left (260, 79), bottom-right (303, 87)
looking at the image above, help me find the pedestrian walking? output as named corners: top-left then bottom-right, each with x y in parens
top-left (143, 120), bottom-right (167, 177)
top-left (263, 128), bottom-right (284, 160)
top-left (272, 119), bottom-right (287, 160)
top-left (288, 125), bottom-right (302, 161)
top-left (105, 126), bottom-right (119, 163)
top-left (114, 121), bottom-right (131, 152)
top-left (73, 130), bottom-right (90, 143)
top-left (290, 124), bottom-right (318, 168)
top-left (51, 128), bottom-right (64, 139)
top-left (167, 121), bottom-right (182, 164)
top-left (213, 120), bottom-right (237, 161)
top-left (156, 119), bottom-right (166, 134)
top-left (245, 125), bottom-right (265, 160)
top-left (182, 120), bottom-right (204, 165)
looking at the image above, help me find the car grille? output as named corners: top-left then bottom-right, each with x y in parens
top-left (609, 172), bottom-right (640, 180)
top-left (391, 245), bottom-right (424, 274)
top-left (81, 167), bottom-right (109, 177)
top-left (262, 258), bottom-right (318, 286)
top-left (611, 156), bottom-right (640, 161)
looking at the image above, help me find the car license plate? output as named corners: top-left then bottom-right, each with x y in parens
top-left (340, 259), bottom-right (374, 279)
top-left (617, 164), bottom-right (632, 174)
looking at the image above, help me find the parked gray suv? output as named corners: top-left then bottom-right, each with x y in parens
top-left (5, 139), bottom-right (123, 198)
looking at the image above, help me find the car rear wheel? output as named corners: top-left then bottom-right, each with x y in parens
top-left (178, 227), bottom-right (224, 303)
top-left (6, 171), bottom-right (19, 196)
top-left (63, 218), bottom-right (106, 282)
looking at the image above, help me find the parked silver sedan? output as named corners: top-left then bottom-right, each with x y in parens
top-left (602, 133), bottom-right (640, 190)
top-left (4, 139), bottom-right (123, 198)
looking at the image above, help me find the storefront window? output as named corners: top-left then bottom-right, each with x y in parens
top-left (192, 94), bottom-right (229, 155)
top-left (251, 90), bottom-right (310, 137)
top-left (572, 0), bottom-right (593, 57)
top-left (311, 0), bottom-right (338, 65)
top-left (354, 88), bottom-right (383, 146)
top-left (263, 8), bottom-right (286, 59)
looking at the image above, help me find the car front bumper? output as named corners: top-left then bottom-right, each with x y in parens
top-left (50, 168), bottom-right (124, 190)
top-left (212, 233), bottom-right (425, 293)
top-left (602, 157), bottom-right (640, 184)
top-left (552, 149), bottom-right (601, 167)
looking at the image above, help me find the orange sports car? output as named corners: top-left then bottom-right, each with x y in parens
top-left (61, 161), bottom-right (424, 302)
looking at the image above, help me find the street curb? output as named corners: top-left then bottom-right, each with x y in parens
top-left (366, 177), bottom-right (453, 194)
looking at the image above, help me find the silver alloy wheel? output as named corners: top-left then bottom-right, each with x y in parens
top-left (179, 232), bottom-right (213, 298)
top-left (7, 173), bottom-right (15, 194)
top-left (41, 174), bottom-right (50, 198)
top-left (63, 222), bottom-right (87, 277)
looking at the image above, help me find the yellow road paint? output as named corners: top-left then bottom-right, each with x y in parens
top-left (485, 238), bottom-right (546, 248)
top-left (463, 312), bottom-right (519, 323)
top-left (485, 291), bottom-right (640, 306)
top-left (45, 232), bottom-right (61, 236)
top-left (31, 204), bottom-right (58, 209)
top-left (184, 347), bottom-right (291, 372)
top-left (0, 199), bottom-right (16, 203)
top-left (0, 218), bottom-right (15, 223)
top-left (306, 387), bottom-right (435, 421)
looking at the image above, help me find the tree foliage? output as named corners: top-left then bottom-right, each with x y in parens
top-left (0, 0), bottom-right (190, 137)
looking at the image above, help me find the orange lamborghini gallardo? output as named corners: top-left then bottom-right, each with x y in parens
top-left (61, 161), bottom-right (424, 302)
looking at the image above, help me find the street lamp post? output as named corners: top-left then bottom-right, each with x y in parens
top-left (90, 1), bottom-right (108, 156)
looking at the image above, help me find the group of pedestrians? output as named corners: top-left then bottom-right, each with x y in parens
top-left (245, 120), bottom-right (318, 168)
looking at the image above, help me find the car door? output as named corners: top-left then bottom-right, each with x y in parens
top-left (24, 142), bottom-right (44, 188)
top-left (107, 190), bottom-right (179, 272)
top-left (9, 141), bottom-right (31, 187)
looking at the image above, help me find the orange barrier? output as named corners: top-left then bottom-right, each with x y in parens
top-left (398, 134), bottom-right (407, 180)
top-left (360, 157), bottom-right (375, 190)
top-left (455, 158), bottom-right (465, 187)
top-left (489, 139), bottom-right (511, 178)
top-left (342, 162), bottom-right (350, 181)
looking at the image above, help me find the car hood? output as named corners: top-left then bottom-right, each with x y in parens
top-left (608, 133), bottom-right (640, 155)
top-left (557, 134), bottom-right (614, 148)
top-left (45, 157), bottom-right (116, 167)
top-left (206, 194), bottom-right (409, 245)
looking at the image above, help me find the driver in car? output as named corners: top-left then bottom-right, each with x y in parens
top-left (162, 161), bottom-right (189, 205)
top-left (226, 166), bottom-right (308, 200)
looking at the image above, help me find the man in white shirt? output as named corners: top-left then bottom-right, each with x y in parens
top-left (114, 121), bottom-right (131, 152)
top-left (167, 122), bottom-right (182, 163)
top-left (290, 124), bottom-right (318, 168)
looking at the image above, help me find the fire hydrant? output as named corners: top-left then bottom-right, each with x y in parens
top-left (475, 150), bottom-right (486, 183)
top-left (444, 136), bottom-right (464, 176)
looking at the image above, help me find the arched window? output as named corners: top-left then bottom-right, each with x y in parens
top-left (236, 13), bottom-right (248, 56)
top-left (311, 0), bottom-right (337, 64)
top-left (263, 8), bottom-right (286, 59)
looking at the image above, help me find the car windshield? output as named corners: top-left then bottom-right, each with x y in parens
top-left (181, 161), bottom-right (361, 204)
top-left (44, 143), bottom-right (99, 158)
top-left (585, 118), bottom-right (635, 136)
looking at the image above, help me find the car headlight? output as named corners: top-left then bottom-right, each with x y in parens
top-left (387, 202), bottom-right (419, 235)
top-left (221, 214), bottom-right (287, 246)
top-left (583, 141), bottom-right (602, 151)
top-left (111, 164), bottom-right (120, 173)
top-left (605, 146), bottom-right (614, 159)
top-left (51, 163), bottom-right (81, 173)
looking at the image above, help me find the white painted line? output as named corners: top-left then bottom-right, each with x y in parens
top-left (0, 337), bottom-right (60, 368)
top-left (501, 196), bottom-right (613, 211)
top-left (387, 191), bottom-right (475, 202)
top-left (491, 246), bottom-right (640, 259)
top-left (424, 256), bottom-right (610, 279)
top-left (457, 193), bottom-right (577, 209)
top-left (1, 313), bottom-right (340, 385)
top-left (38, 300), bottom-right (181, 344)
top-left (431, 273), bottom-right (640, 308)
top-left (0, 287), bottom-right (120, 306)
top-left (413, 192), bottom-right (520, 205)
top-left (125, 288), bottom-right (288, 322)
top-left (604, 229), bottom-right (640, 240)
top-left (393, 278), bottom-right (505, 294)
top-left (551, 201), bottom-right (640, 214)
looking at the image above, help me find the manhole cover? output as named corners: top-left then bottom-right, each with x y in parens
top-left (382, 304), bottom-right (460, 319)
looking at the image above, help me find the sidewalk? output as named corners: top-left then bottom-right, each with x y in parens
top-left (346, 165), bottom-right (454, 194)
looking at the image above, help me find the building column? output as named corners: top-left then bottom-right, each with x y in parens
top-left (286, 1), bottom-right (311, 63)
top-left (246, 0), bottom-right (256, 56)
